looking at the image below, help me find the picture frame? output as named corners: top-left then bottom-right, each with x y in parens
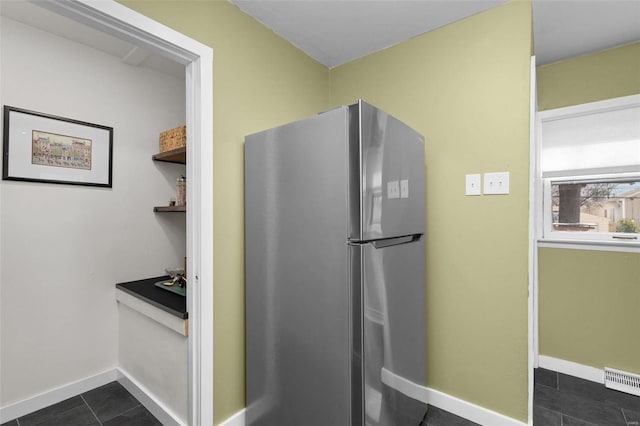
top-left (2, 106), bottom-right (113, 187)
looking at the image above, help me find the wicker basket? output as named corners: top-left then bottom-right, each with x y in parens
top-left (159, 125), bottom-right (186, 152)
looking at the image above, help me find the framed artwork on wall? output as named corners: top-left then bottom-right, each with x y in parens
top-left (2, 106), bottom-right (113, 187)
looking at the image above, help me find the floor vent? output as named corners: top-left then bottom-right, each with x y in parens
top-left (605, 367), bottom-right (640, 397)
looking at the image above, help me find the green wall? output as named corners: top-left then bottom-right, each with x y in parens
top-left (537, 42), bottom-right (640, 111)
top-left (537, 43), bottom-right (640, 374)
top-left (121, 0), bottom-right (534, 423)
top-left (119, 1), bottom-right (330, 423)
top-left (538, 248), bottom-right (640, 372)
top-left (331, 2), bottom-right (532, 421)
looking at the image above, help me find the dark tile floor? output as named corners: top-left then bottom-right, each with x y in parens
top-left (11, 371), bottom-right (635, 426)
top-left (534, 367), bottom-right (640, 426)
top-left (420, 406), bottom-right (479, 426)
top-left (378, 381), bottom-right (478, 426)
top-left (1, 381), bottom-right (161, 426)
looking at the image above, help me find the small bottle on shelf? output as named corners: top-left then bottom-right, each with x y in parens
top-left (176, 175), bottom-right (186, 207)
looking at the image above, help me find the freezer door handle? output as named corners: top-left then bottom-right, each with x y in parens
top-left (371, 234), bottom-right (422, 249)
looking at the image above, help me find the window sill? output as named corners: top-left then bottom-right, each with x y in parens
top-left (538, 238), bottom-right (640, 253)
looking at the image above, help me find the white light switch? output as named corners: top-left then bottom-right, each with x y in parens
top-left (387, 180), bottom-right (400, 199)
top-left (400, 179), bottom-right (409, 198)
top-left (483, 172), bottom-right (510, 195)
top-left (465, 174), bottom-right (481, 196)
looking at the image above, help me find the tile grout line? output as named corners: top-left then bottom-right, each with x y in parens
top-left (114, 402), bottom-right (143, 419)
top-left (622, 407), bottom-right (638, 426)
top-left (536, 382), bottom-right (559, 391)
top-left (80, 394), bottom-right (103, 425)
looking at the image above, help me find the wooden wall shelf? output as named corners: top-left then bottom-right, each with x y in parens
top-left (154, 206), bottom-right (186, 213)
top-left (152, 146), bottom-right (186, 164)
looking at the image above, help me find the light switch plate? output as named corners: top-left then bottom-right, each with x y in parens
top-left (465, 174), bottom-right (481, 196)
top-left (400, 179), bottom-right (409, 198)
top-left (387, 180), bottom-right (400, 199)
top-left (483, 172), bottom-right (510, 195)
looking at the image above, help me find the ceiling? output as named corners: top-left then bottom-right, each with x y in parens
top-left (532, 0), bottom-right (640, 65)
top-left (1, 0), bottom-right (638, 76)
top-left (0, 0), bottom-right (185, 79)
top-left (231, 0), bottom-right (508, 68)
top-left (230, 0), bottom-right (640, 68)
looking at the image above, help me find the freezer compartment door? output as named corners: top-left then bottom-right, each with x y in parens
top-left (357, 236), bottom-right (426, 425)
top-left (349, 101), bottom-right (425, 241)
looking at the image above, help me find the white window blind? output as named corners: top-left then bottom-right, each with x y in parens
top-left (539, 95), bottom-right (640, 178)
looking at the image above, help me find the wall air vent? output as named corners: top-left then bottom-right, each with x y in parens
top-left (605, 367), bottom-right (640, 397)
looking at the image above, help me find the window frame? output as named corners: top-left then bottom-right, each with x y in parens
top-left (536, 94), bottom-right (640, 252)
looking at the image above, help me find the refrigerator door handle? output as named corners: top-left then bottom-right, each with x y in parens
top-left (371, 234), bottom-right (422, 249)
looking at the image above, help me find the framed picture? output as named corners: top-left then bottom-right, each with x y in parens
top-left (2, 106), bottom-right (113, 187)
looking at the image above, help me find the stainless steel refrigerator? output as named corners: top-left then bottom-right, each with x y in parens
top-left (245, 100), bottom-right (426, 426)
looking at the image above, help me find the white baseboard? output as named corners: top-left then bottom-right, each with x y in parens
top-left (117, 368), bottom-right (185, 426)
top-left (222, 371), bottom-right (526, 426)
top-left (425, 386), bottom-right (526, 426)
top-left (0, 368), bottom-right (185, 425)
top-left (0, 369), bottom-right (118, 423)
top-left (538, 355), bottom-right (604, 384)
top-left (381, 368), bottom-right (526, 426)
top-left (219, 408), bottom-right (246, 426)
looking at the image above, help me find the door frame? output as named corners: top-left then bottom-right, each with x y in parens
top-left (39, 1), bottom-right (215, 424)
top-left (528, 55), bottom-right (538, 426)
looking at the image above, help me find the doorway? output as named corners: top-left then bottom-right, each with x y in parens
top-left (0, 1), bottom-right (213, 424)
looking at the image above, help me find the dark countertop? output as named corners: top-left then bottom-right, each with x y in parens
top-left (116, 276), bottom-right (188, 319)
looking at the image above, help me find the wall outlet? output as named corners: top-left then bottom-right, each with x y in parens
top-left (465, 174), bottom-right (481, 196)
top-left (387, 180), bottom-right (400, 199)
top-left (483, 172), bottom-right (510, 195)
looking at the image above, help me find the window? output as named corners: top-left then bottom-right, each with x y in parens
top-left (544, 176), bottom-right (640, 242)
top-left (538, 95), bottom-right (640, 246)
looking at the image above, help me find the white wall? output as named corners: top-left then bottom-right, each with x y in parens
top-left (0, 17), bottom-right (186, 406)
